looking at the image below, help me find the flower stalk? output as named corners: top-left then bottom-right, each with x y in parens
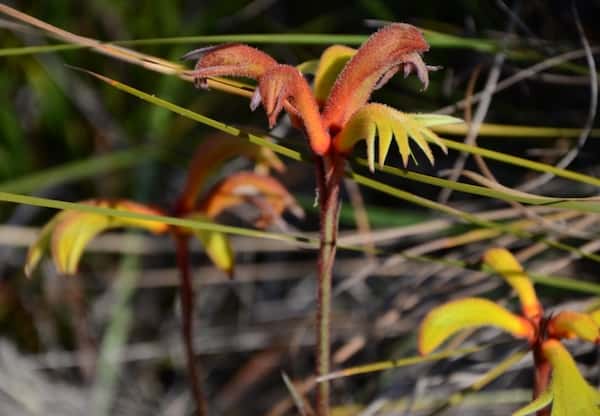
top-left (315, 153), bottom-right (344, 414)
top-left (419, 248), bottom-right (600, 416)
top-left (175, 234), bottom-right (208, 416)
top-left (25, 140), bottom-right (298, 416)
top-left (184, 23), bottom-right (446, 415)
top-left (532, 341), bottom-right (551, 416)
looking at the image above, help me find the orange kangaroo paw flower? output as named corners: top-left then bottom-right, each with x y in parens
top-left (183, 44), bottom-right (278, 88)
top-left (322, 23), bottom-right (432, 133)
top-left (251, 64), bottom-right (331, 155)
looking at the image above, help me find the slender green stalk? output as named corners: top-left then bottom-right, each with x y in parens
top-left (90, 255), bottom-right (140, 415)
top-left (175, 235), bottom-right (207, 416)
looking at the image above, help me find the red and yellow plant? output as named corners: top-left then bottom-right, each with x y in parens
top-left (419, 247), bottom-right (600, 416)
top-left (25, 136), bottom-right (301, 415)
top-left (183, 22), bottom-right (460, 415)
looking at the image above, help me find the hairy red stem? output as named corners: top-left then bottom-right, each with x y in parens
top-left (175, 235), bottom-right (208, 416)
top-left (315, 154), bottom-right (344, 416)
top-left (532, 342), bottom-right (551, 416)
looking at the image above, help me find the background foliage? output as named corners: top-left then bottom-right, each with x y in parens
top-left (2, 1), bottom-right (600, 415)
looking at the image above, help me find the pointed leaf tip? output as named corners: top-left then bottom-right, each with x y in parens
top-left (26, 200), bottom-right (168, 276)
top-left (419, 297), bottom-right (534, 355)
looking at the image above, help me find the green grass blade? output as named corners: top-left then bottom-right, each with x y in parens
top-left (432, 122), bottom-right (600, 139)
top-left (438, 137), bottom-right (600, 188)
top-left (317, 344), bottom-right (488, 381)
top-left (79, 66), bottom-right (600, 190)
top-left (0, 31), bottom-right (502, 57)
top-left (0, 147), bottom-right (158, 194)
top-left (75, 69), bottom-right (600, 265)
top-left (0, 43), bottom-right (82, 56)
top-left (350, 172), bottom-right (600, 264)
top-left (71, 67), bottom-right (303, 162)
top-left (405, 253), bottom-right (600, 295)
top-left (0, 191), bottom-right (317, 248)
top-left (354, 158), bottom-right (600, 214)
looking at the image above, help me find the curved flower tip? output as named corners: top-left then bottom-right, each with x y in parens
top-left (252, 64), bottom-right (331, 155)
top-left (322, 23), bottom-right (432, 130)
top-left (333, 103), bottom-right (446, 171)
top-left (418, 297), bottom-right (534, 356)
top-left (178, 135), bottom-right (285, 213)
top-left (25, 200), bottom-right (168, 276)
top-left (548, 311), bottom-right (600, 343)
top-left (514, 339), bottom-right (600, 416)
top-left (483, 248), bottom-right (542, 320)
top-left (198, 171), bottom-right (304, 228)
top-left (184, 43), bottom-right (278, 89)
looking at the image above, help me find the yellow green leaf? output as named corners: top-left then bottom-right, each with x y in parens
top-left (590, 309), bottom-right (600, 327)
top-left (411, 113), bottom-right (463, 128)
top-left (51, 210), bottom-right (113, 275)
top-left (541, 339), bottom-right (600, 416)
top-left (186, 213), bottom-right (234, 275)
top-left (333, 103), bottom-right (447, 172)
top-left (548, 311), bottom-right (600, 342)
top-left (296, 59), bottom-right (319, 75)
top-left (483, 248), bottom-right (542, 319)
top-left (512, 388), bottom-right (553, 416)
top-left (313, 45), bottom-right (355, 104)
top-left (28, 200), bottom-right (168, 276)
top-left (419, 297), bottom-right (534, 355)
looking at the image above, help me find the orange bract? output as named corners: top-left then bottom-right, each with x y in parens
top-left (321, 23), bottom-right (431, 132)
